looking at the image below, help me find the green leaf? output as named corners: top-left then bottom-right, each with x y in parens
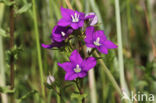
top-left (6, 45), bottom-right (23, 64)
top-left (63, 83), bottom-right (74, 90)
top-left (17, 90), bottom-right (37, 103)
top-left (16, 3), bottom-right (32, 14)
top-left (0, 28), bottom-right (8, 37)
top-left (0, 0), bottom-right (15, 6)
top-left (0, 86), bottom-right (15, 94)
top-left (71, 93), bottom-right (87, 101)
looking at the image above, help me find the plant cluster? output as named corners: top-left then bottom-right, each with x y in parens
top-left (42, 7), bottom-right (117, 81)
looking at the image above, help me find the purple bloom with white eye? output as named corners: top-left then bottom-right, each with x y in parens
top-left (85, 13), bottom-right (98, 26)
top-left (85, 26), bottom-right (117, 54)
top-left (58, 50), bottom-right (96, 80)
top-left (52, 25), bottom-right (73, 42)
top-left (58, 7), bottom-right (85, 30)
top-left (41, 41), bottom-right (64, 49)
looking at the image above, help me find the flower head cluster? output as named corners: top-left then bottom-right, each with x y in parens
top-left (42, 7), bottom-right (117, 80)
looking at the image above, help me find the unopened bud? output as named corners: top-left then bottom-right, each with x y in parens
top-left (47, 75), bottom-right (55, 85)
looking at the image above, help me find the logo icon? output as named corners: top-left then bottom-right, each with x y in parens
top-left (121, 91), bottom-right (130, 101)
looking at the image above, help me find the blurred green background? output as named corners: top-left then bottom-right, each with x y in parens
top-left (0, 0), bottom-right (156, 103)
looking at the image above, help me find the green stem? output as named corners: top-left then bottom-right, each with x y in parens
top-left (88, 69), bottom-right (97, 103)
top-left (83, 46), bottom-right (97, 103)
top-left (32, 0), bottom-right (45, 98)
top-left (55, 87), bottom-right (60, 103)
top-left (94, 51), bottom-right (122, 95)
top-left (0, 3), bottom-right (8, 103)
top-left (115, 0), bottom-right (129, 94)
top-left (75, 79), bottom-right (85, 103)
top-left (83, 1), bottom-right (98, 102)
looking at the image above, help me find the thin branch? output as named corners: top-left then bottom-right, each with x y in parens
top-left (9, 0), bottom-right (15, 102)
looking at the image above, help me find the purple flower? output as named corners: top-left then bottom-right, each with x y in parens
top-left (42, 41), bottom-right (64, 49)
top-left (85, 26), bottom-right (117, 54)
top-left (52, 25), bottom-right (73, 42)
top-left (85, 13), bottom-right (98, 26)
top-left (58, 50), bottom-right (96, 80)
top-left (58, 7), bottom-right (85, 30)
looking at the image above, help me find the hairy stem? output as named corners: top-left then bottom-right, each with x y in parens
top-left (9, 0), bottom-right (15, 102)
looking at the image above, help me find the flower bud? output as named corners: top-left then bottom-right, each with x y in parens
top-left (47, 75), bottom-right (55, 85)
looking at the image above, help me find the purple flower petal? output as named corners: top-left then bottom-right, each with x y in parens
top-left (90, 16), bottom-right (98, 26)
top-left (82, 57), bottom-right (96, 71)
top-left (58, 7), bottom-right (85, 30)
top-left (85, 13), bottom-right (98, 26)
top-left (84, 26), bottom-right (117, 54)
top-left (65, 72), bottom-right (78, 80)
top-left (58, 62), bottom-right (73, 72)
top-left (52, 26), bottom-right (73, 42)
top-left (71, 23), bottom-right (79, 30)
top-left (85, 26), bottom-right (94, 44)
top-left (41, 41), bottom-right (64, 49)
top-left (104, 40), bottom-right (118, 49)
top-left (66, 28), bottom-right (73, 34)
top-left (78, 20), bottom-right (84, 28)
top-left (93, 30), bottom-right (107, 43)
top-left (85, 13), bottom-right (95, 19)
top-left (41, 44), bottom-right (53, 49)
top-left (57, 50), bottom-right (97, 80)
top-left (78, 72), bottom-right (87, 78)
top-left (69, 50), bottom-right (83, 65)
top-left (58, 18), bottom-right (70, 27)
top-left (60, 7), bottom-right (74, 19)
top-left (86, 43), bottom-right (95, 48)
top-left (97, 46), bottom-right (108, 54)
top-left (79, 12), bottom-right (85, 20)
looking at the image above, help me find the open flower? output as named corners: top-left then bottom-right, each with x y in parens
top-left (58, 50), bottom-right (96, 80)
top-left (85, 26), bottom-right (117, 54)
top-left (85, 13), bottom-right (98, 26)
top-left (58, 7), bottom-right (85, 30)
top-left (52, 25), bottom-right (73, 42)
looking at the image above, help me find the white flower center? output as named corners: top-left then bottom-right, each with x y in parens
top-left (94, 37), bottom-right (101, 46)
top-left (61, 32), bottom-right (66, 36)
top-left (71, 13), bottom-right (79, 23)
top-left (74, 64), bottom-right (81, 73)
